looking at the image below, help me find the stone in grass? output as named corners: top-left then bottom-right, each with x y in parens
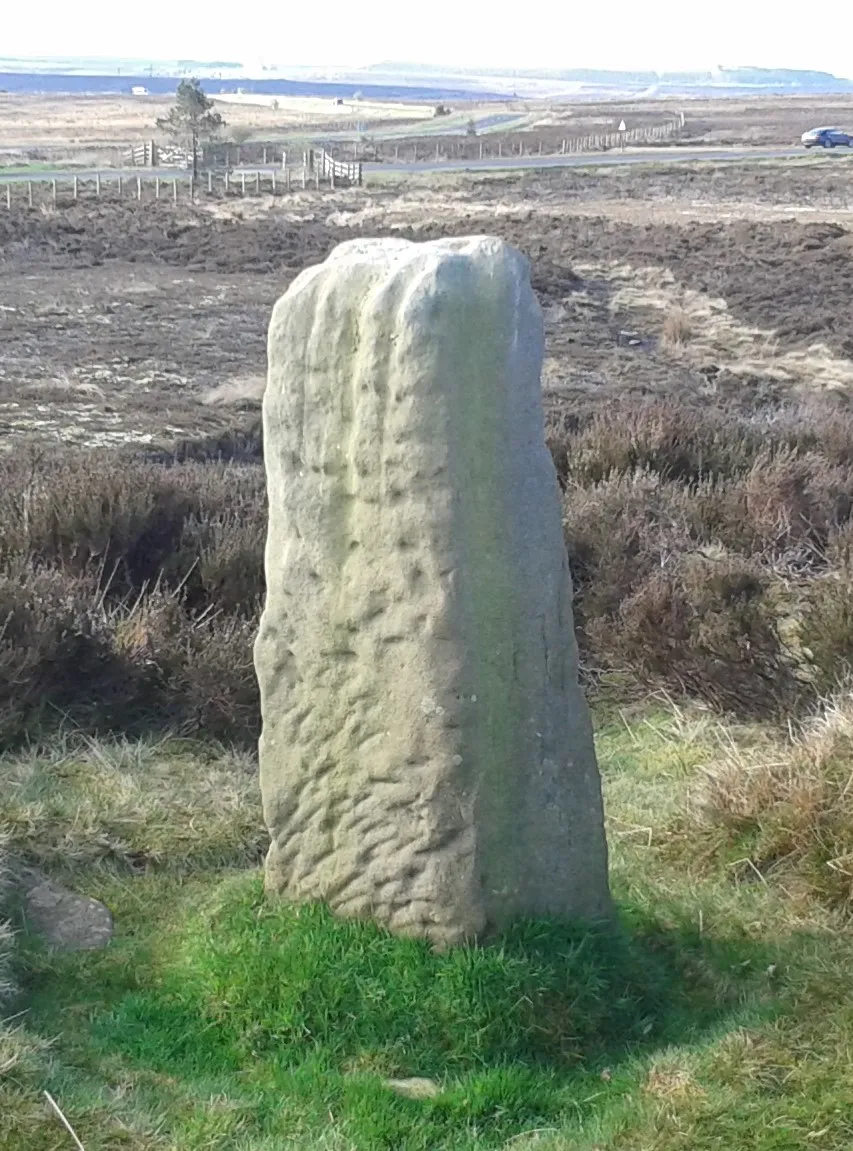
top-left (23, 873), bottom-right (113, 951)
top-left (256, 235), bottom-right (611, 947)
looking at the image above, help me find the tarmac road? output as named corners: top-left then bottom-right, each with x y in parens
top-left (363, 145), bottom-right (810, 175)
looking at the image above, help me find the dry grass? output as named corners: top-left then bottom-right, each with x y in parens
top-left (0, 734), bottom-right (265, 879)
top-left (661, 308), bottom-right (694, 347)
top-left (0, 838), bottom-right (13, 1006)
top-left (688, 693), bottom-right (853, 909)
top-left (0, 836), bottom-right (31, 1086)
top-left (579, 260), bottom-right (853, 394)
top-left (201, 375), bottom-right (266, 407)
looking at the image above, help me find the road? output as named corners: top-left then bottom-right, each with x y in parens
top-left (0, 146), bottom-right (833, 184)
top-left (363, 145), bottom-right (809, 175)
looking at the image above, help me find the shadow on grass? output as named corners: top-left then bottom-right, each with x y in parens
top-left (15, 873), bottom-right (791, 1150)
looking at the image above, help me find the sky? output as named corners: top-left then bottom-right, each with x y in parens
top-left (4, 0), bottom-right (853, 79)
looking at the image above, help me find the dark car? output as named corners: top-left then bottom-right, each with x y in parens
top-left (801, 126), bottom-right (853, 148)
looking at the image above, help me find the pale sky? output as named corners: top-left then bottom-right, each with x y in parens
top-left (4, 0), bottom-right (853, 80)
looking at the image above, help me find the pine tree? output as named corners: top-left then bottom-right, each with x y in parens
top-left (157, 79), bottom-right (224, 178)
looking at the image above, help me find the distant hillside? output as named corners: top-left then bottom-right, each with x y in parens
top-left (2, 56), bottom-right (851, 101)
top-left (368, 62), bottom-right (853, 97)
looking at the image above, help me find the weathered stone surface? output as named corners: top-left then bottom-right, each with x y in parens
top-left (256, 235), bottom-right (610, 945)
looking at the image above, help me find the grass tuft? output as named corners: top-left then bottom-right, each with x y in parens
top-left (689, 693), bottom-right (853, 910)
top-left (0, 735), bottom-right (265, 880)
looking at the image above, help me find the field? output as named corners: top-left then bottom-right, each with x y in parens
top-left (2, 127), bottom-right (853, 1149)
top-left (4, 90), bottom-right (853, 166)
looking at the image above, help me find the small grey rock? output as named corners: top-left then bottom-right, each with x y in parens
top-left (24, 877), bottom-right (113, 951)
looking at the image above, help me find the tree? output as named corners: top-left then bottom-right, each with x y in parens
top-left (157, 78), bottom-right (224, 178)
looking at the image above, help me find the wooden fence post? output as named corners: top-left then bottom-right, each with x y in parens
top-left (95, 173), bottom-right (100, 198)
top-left (498, 140), bottom-right (502, 157)
top-left (330, 165), bottom-right (335, 189)
top-left (172, 178), bottom-right (178, 203)
top-left (282, 150), bottom-right (287, 170)
top-left (271, 169), bottom-right (276, 193)
top-left (262, 146), bottom-right (267, 165)
top-left (208, 170), bottom-right (213, 194)
top-left (5, 184), bottom-right (10, 210)
top-left (27, 181), bottom-right (33, 208)
top-left (73, 176), bottom-right (78, 200)
top-left (394, 143), bottom-right (399, 161)
top-left (137, 176), bottom-right (142, 200)
top-left (435, 141), bottom-right (440, 161)
top-left (255, 170), bottom-right (260, 194)
top-left (240, 172), bottom-right (246, 196)
top-left (315, 168), bottom-right (320, 190)
top-left (155, 177), bottom-right (160, 200)
top-left (285, 168), bottom-right (291, 192)
top-left (52, 179), bottom-right (57, 204)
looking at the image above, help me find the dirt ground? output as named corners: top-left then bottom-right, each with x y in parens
top-left (526, 97), bottom-right (853, 148)
top-left (2, 158), bottom-right (853, 450)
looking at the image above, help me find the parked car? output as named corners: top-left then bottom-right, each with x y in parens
top-left (801, 126), bottom-right (853, 148)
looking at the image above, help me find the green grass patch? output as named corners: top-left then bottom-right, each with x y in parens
top-left (10, 871), bottom-right (778, 1151)
top-left (3, 710), bottom-right (853, 1149)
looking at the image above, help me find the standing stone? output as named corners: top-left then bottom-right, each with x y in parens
top-left (256, 236), bottom-right (610, 946)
